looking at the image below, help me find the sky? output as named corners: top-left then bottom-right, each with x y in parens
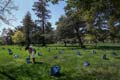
top-left (0, 0), bottom-right (66, 33)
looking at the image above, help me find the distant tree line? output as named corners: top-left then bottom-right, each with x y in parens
top-left (0, 0), bottom-right (120, 47)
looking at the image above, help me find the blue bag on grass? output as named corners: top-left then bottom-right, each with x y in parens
top-left (102, 54), bottom-right (107, 60)
top-left (48, 48), bottom-right (51, 52)
top-left (112, 52), bottom-right (117, 56)
top-left (14, 54), bottom-right (19, 58)
top-left (50, 66), bottom-right (60, 76)
top-left (26, 57), bottom-right (31, 64)
top-left (93, 50), bottom-right (96, 54)
top-left (84, 61), bottom-right (90, 67)
top-left (8, 48), bottom-right (13, 55)
top-left (38, 52), bottom-right (42, 56)
top-left (76, 51), bottom-right (81, 56)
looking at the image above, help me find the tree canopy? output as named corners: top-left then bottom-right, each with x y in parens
top-left (0, 0), bottom-right (17, 24)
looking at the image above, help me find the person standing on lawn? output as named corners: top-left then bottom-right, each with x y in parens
top-left (25, 45), bottom-right (36, 63)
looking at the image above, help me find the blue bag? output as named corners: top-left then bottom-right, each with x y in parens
top-left (77, 51), bottom-right (81, 56)
top-left (48, 48), bottom-right (51, 52)
top-left (93, 50), bottom-right (96, 54)
top-left (112, 52), bottom-right (117, 56)
top-left (102, 54), bottom-right (107, 60)
top-left (38, 52), bottom-right (42, 56)
top-left (8, 48), bottom-right (13, 55)
top-left (26, 57), bottom-right (31, 64)
top-left (14, 54), bottom-right (19, 58)
top-left (51, 66), bottom-right (60, 76)
top-left (84, 61), bottom-right (90, 67)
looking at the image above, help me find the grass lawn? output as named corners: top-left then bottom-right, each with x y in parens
top-left (0, 44), bottom-right (120, 80)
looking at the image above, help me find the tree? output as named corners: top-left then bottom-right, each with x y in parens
top-left (31, 23), bottom-right (43, 44)
top-left (49, 0), bottom-right (86, 47)
top-left (46, 0), bottom-right (63, 4)
top-left (84, 34), bottom-right (96, 44)
top-left (45, 22), bottom-right (53, 33)
top-left (12, 30), bottom-right (25, 44)
top-left (44, 22), bottom-right (55, 44)
top-left (49, 0), bottom-right (120, 45)
top-left (0, 37), bottom-right (3, 45)
top-left (1, 28), bottom-right (13, 45)
top-left (64, 0), bottom-right (120, 44)
top-left (0, 0), bottom-right (17, 24)
top-left (22, 12), bottom-right (34, 45)
top-left (33, 0), bottom-right (51, 46)
top-left (64, 7), bottom-right (86, 47)
top-left (14, 25), bottom-right (24, 32)
top-left (56, 16), bottom-right (75, 46)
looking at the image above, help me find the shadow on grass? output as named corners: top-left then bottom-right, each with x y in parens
top-left (1, 62), bottom-right (120, 80)
top-left (0, 63), bottom-right (49, 80)
top-left (65, 45), bottom-right (120, 50)
top-left (51, 73), bottom-right (65, 77)
top-left (0, 71), bottom-right (16, 80)
top-left (94, 46), bottom-right (120, 50)
top-left (36, 45), bottom-right (120, 50)
top-left (34, 62), bottom-right (44, 64)
top-left (115, 57), bottom-right (120, 59)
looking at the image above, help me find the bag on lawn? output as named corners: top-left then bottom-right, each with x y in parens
top-left (50, 65), bottom-right (60, 76)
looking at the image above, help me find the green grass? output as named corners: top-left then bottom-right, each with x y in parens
top-left (0, 44), bottom-right (120, 80)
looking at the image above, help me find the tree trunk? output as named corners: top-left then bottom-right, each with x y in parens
top-left (26, 27), bottom-right (30, 46)
top-left (64, 40), bottom-right (67, 47)
top-left (42, 13), bottom-right (45, 46)
top-left (42, 36), bottom-right (46, 46)
top-left (74, 25), bottom-right (85, 48)
top-left (41, 0), bottom-right (46, 46)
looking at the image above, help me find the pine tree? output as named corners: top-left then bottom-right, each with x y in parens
top-left (22, 12), bottom-right (34, 45)
top-left (33, 0), bottom-right (51, 46)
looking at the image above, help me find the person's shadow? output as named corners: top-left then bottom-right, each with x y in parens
top-left (34, 62), bottom-right (44, 64)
